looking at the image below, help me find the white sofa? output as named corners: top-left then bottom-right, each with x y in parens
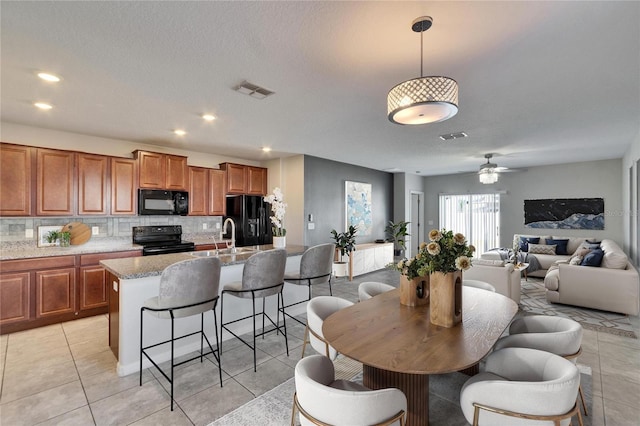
top-left (464, 259), bottom-right (521, 303)
top-left (544, 239), bottom-right (639, 316)
top-left (513, 234), bottom-right (596, 278)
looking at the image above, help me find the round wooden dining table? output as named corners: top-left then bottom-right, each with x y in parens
top-left (322, 286), bottom-right (518, 426)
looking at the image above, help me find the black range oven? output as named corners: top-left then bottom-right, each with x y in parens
top-left (133, 225), bottom-right (195, 256)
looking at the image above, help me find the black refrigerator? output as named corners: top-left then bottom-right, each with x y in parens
top-left (224, 195), bottom-right (273, 246)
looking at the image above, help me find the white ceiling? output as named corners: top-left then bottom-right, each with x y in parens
top-left (1, 1), bottom-right (639, 176)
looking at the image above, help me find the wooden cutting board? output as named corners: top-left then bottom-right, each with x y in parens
top-left (61, 222), bottom-right (92, 245)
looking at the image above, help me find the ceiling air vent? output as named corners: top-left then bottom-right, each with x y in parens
top-left (439, 132), bottom-right (468, 141)
top-left (233, 80), bottom-right (275, 99)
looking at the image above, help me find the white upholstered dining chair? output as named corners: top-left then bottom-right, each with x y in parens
top-left (292, 355), bottom-right (407, 426)
top-left (463, 279), bottom-right (496, 292)
top-left (301, 296), bottom-right (354, 359)
top-left (493, 315), bottom-right (588, 416)
top-left (460, 347), bottom-right (583, 426)
top-left (358, 281), bottom-right (396, 301)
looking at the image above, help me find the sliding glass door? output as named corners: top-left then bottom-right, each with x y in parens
top-left (439, 193), bottom-right (500, 255)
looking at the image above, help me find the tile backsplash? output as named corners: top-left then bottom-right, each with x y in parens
top-left (0, 216), bottom-right (223, 242)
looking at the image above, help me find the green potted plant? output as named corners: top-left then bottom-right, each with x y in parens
top-left (330, 225), bottom-right (358, 277)
top-left (46, 230), bottom-right (71, 247)
top-left (385, 220), bottom-right (410, 257)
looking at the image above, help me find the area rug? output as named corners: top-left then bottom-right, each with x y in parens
top-left (520, 277), bottom-right (637, 338)
top-left (209, 356), bottom-right (592, 426)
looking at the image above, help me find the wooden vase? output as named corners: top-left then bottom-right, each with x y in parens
top-left (399, 275), bottom-right (429, 307)
top-left (429, 270), bottom-right (463, 327)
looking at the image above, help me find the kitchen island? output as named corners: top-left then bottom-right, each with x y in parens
top-left (101, 245), bottom-right (308, 376)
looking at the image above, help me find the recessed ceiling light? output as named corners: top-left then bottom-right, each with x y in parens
top-left (173, 129), bottom-right (187, 136)
top-left (34, 102), bottom-right (53, 110)
top-left (37, 72), bottom-right (61, 82)
top-left (262, 147), bottom-right (272, 152)
top-left (202, 114), bottom-right (216, 121)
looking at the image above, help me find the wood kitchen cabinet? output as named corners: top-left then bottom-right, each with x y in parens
top-left (134, 150), bottom-right (188, 191)
top-left (0, 143), bottom-right (33, 216)
top-left (189, 166), bottom-right (209, 216)
top-left (0, 272), bottom-right (31, 325)
top-left (189, 167), bottom-right (226, 216)
top-left (208, 169), bottom-right (226, 215)
top-left (36, 148), bottom-right (76, 216)
top-left (0, 250), bottom-right (141, 334)
top-left (77, 153), bottom-right (108, 215)
top-left (247, 166), bottom-right (267, 195)
top-left (36, 266), bottom-right (77, 319)
top-left (111, 157), bottom-right (137, 215)
top-left (220, 163), bottom-right (267, 195)
top-left (79, 251), bottom-right (141, 312)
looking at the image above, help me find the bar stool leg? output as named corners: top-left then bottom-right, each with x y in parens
top-left (139, 309), bottom-right (144, 386)
top-left (170, 314), bottom-right (175, 411)
top-left (252, 294), bottom-right (257, 372)
top-left (213, 309), bottom-right (223, 385)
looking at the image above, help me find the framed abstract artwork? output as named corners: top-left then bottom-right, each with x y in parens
top-left (524, 198), bottom-right (604, 229)
top-left (345, 181), bottom-right (372, 236)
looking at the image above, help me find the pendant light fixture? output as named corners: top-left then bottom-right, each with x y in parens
top-left (388, 16), bottom-right (459, 125)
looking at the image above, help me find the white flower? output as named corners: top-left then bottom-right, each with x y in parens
top-left (264, 187), bottom-right (287, 236)
top-left (427, 242), bottom-right (440, 255)
top-left (455, 256), bottom-right (471, 271)
top-left (428, 229), bottom-right (442, 242)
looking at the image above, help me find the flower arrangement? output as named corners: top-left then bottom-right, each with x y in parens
top-left (264, 187), bottom-right (287, 237)
top-left (389, 228), bottom-right (475, 278)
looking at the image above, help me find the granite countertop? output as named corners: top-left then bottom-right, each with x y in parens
top-left (0, 237), bottom-right (233, 261)
top-left (0, 238), bottom-right (142, 261)
top-left (100, 244), bottom-right (307, 280)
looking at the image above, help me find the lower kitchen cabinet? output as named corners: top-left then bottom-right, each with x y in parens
top-left (0, 249), bottom-right (141, 334)
top-left (36, 267), bottom-right (76, 318)
top-left (79, 266), bottom-right (109, 310)
top-left (0, 272), bottom-right (30, 325)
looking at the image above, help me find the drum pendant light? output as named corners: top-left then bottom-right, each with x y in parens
top-left (388, 16), bottom-right (459, 125)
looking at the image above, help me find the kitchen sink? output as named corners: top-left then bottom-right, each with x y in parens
top-left (190, 247), bottom-right (258, 257)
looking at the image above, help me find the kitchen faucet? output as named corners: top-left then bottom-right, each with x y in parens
top-left (211, 230), bottom-right (220, 255)
top-left (223, 218), bottom-right (236, 253)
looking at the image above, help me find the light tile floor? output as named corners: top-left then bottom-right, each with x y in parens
top-left (1, 269), bottom-right (639, 425)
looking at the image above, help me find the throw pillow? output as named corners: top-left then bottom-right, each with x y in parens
top-left (518, 237), bottom-right (540, 252)
top-left (569, 256), bottom-right (583, 265)
top-left (545, 238), bottom-right (569, 255)
top-left (581, 248), bottom-right (604, 267)
top-left (572, 242), bottom-right (600, 256)
top-left (528, 243), bottom-right (557, 255)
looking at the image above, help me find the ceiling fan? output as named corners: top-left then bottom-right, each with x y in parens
top-left (478, 153), bottom-right (512, 184)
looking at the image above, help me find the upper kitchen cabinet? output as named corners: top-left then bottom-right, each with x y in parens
top-left (189, 167), bottom-right (226, 216)
top-left (0, 143), bottom-right (33, 216)
top-left (247, 166), bottom-right (267, 195)
top-left (208, 169), bottom-right (226, 216)
top-left (111, 157), bottom-right (137, 215)
top-left (77, 153), bottom-right (108, 215)
top-left (188, 166), bottom-right (209, 216)
top-left (36, 148), bottom-right (75, 216)
top-left (220, 163), bottom-right (267, 195)
top-left (134, 150), bottom-right (188, 191)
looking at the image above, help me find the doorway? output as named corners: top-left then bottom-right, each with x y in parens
top-left (409, 191), bottom-right (424, 258)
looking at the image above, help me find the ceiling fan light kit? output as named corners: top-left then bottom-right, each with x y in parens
top-left (388, 16), bottom-right (459, 125)
top-left (478, 153), bottom-right (501, 184)
top-left (479, 169), bottom-right (499, 184)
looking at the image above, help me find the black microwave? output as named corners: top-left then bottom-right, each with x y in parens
top-left (138, 189), bottom-right (189, 215)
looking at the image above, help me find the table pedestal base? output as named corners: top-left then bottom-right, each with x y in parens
top-left (363, 365), bottom-right (429, 426)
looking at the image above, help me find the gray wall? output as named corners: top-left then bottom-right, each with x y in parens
top-left (424, 159), bottom-right (624, 248)
top-left (304, 156), bottom-right (394, 247)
